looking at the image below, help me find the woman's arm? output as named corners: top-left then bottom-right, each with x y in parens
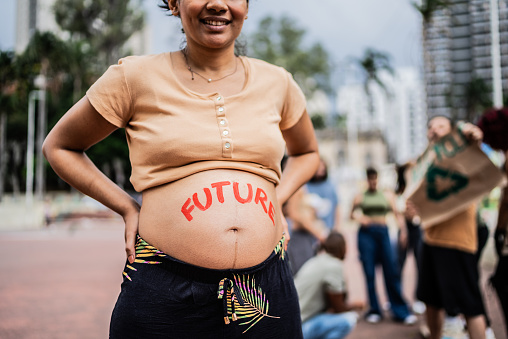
top-left (285, 188), bottom-right (328, 242)
top-left (387, 191), bottom-right (407, 247)
top-left (43, 96), bottom-right (140, 263)
top-left (332, 204), bottom-right (342, 232)
top-left (325, 291), bottom-right (365, 313)
top-left (278, 110), bottom-right (320, 206)
top-left (350, 194), bottom-right (370, 225)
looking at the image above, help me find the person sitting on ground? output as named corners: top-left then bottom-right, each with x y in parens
top-left (295, 232), bottom-right (364, 339)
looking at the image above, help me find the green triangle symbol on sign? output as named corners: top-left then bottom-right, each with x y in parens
top-left (426, 165), bottom-right (469, 201)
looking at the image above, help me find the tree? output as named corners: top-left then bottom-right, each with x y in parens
top-left (0, 1), bottom-right (145, 197)
top-left (0, 51), bottom-right (17, 201)
top-left (413, 0), bottom-right (451, 118)
top-left (354, 48), bottom-right (394, 115)
top-left (465, 77), bottom-right (492, 123)
top-left (18, 31), bottom-right (74, 200)
top-left (53, 0), bottom-right (145, 69)
top-left (413, 0), bottom-right (450, 72)
top-left (249, 16), bottom-right (332, 97)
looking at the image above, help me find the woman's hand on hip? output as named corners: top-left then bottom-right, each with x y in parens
top-left (123, 209), bottom-right (140, 264)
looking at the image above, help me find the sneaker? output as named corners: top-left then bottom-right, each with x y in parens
top-left (412, 300), bottom-right (426, 315)
top-left (403, 314), bottom-right (417, 325)
top-left (365, 313), bottom-right (382, 324)
top-left (442, 316), bottom-right (466, 339)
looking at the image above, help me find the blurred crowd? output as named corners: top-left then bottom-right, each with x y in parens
top-left (284, 110), bottom-right (508, 339)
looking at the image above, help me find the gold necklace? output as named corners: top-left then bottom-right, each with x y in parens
top-left (182, 49), bottom-right (238, 83)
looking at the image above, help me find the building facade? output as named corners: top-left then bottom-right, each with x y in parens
top-left (424, 0), bottom-right (508, 121)
top-left (337, 67), bottom-right (427, 165)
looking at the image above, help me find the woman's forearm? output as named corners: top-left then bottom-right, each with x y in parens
top-left (42, 96), bottom-right (140, 219)
top-left (277, 151), bottom-right (319, 206)
top-left (43, 146), bottom-right (140, 218)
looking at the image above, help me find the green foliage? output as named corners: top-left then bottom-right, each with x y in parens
top-left (53, 0), bottom-right (145, 68)
top-left (412, 0), bottom-right (450, 23)
top-left (334, 114), bottom-right (347, 130)
top-left (465, 77), bottom-right (492, 122)
top-left (248, 15), bottom-right (332, 96)
top-left (0, 51), bottom-right (17, 115)
top-left (310, 113), bottom-right (326, 130)
top-left (0, 0), bottom-right (145, 193)
top-left (353, 48), bottom-right (394, 115)
top-left (356, 48), bottom-right (394, 95)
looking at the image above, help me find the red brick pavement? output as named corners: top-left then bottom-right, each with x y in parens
top-left (0, 218), bottom-right (505, 339)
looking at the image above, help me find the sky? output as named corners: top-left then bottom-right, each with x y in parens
top-left (0, 0), bottom-right (423, 74)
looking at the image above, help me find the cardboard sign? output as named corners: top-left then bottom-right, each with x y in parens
top-left (405, 126), bottom-right (505, 228)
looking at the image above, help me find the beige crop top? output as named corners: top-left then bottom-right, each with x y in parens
top-left (86, 53), bottom-right (306, 192)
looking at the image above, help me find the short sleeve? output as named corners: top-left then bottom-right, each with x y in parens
top-left (86, 59), bottom-right (133, 128)
top-left (323, 262), bottom-right (346, 294)
top-left (279, 71), bottom-right (307, 130)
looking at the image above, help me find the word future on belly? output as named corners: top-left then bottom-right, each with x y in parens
top-left (181, 181), bottom-right (276, 225)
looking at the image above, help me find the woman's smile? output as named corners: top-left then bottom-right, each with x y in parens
top-left (201, 18), bottom-right (231, 27)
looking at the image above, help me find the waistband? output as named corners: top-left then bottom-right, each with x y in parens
top-left (360, 223), bottom-right (388, 228)
top-left (127, 234), bottom-right (286, 285)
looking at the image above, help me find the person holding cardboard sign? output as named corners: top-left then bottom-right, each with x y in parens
top-left (414, 116), bottom-right (488, 339)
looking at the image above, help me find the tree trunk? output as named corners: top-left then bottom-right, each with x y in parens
top-left (36, 89), bottom-right (47, 201)
top-left (10, 141), bottom-right (22, 198)
top-left (0, 112), bottom-right (6, 202)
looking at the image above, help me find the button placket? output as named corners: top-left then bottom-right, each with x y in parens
top-left (214, 94), bottom-right (232, 158)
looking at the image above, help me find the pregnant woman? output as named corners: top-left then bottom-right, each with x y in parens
top-left (42, 0), bottom-right (319, 337)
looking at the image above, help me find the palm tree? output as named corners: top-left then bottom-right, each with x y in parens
top-left (355, 48), bottom-right (394, 116)
top-left (0, 51), bottom-right (17, 202)
top-left (53, 0), bottom-right (145, 70)
top-left (412, 0), bottom-right (450, 73)
top-left (250, 15), bottom-right (332, 97)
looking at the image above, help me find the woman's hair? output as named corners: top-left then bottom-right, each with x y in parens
top-left (366, 167), bottom-right (377, 178)
top-left (427, 114), bottom-right (455, 129)
top-left (321, 232), bottom-right (346, 259)
top-left (395, 164), bottom-right (408, 195)
top-left (159, 0), bottom-right (249, 11)
top-left (309, 158), bottom-right (328, 183)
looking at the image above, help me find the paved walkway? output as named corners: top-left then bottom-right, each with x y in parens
top-left (0, 217), bottom-right (505, 338)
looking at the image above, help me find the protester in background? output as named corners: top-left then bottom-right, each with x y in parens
top-left (476, 210), bottom-right (496, 339)
top-left (477, 107), bottom-right (508, 335)
top-left (295, 232), bottom-right (364, 339)
top-left (394, 164), bottom-right (425, 315)
top-left (491, 159), bottom-right (508, 335)
top-left (415, 116), bottom-right (487, 339)
top-left (350, 167), bottom-right (416, 325)
top-left (284, 186), bottom-right (328, 275)
top-left (306, 158), bottom-right (342, 231)
top-left (438, 210), bottom-right (495, 339)
top-left (283, 157), bottom-right (330, 276)
top-left (42, 0), bottom-right (320, 337)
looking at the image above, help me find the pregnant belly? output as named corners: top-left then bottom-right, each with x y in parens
top-left (138, 169), bottom-right (284, 269)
